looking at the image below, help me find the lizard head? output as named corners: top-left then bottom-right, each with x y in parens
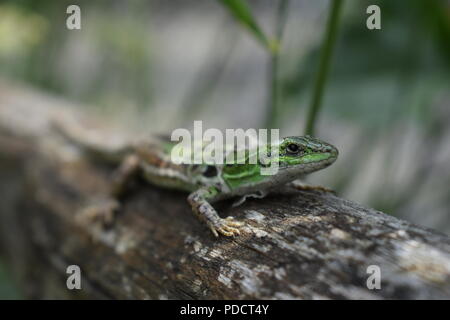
top-left (220, 135), bottom-right (338, 191)
top-left (273, 135), bottom-right (338, 175)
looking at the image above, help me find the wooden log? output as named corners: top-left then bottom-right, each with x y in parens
top-left (0, 81), bottom-right (449, 299)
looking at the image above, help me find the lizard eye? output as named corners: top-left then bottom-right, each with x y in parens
top-left (286, 143), bottom-right (301, 154)
top-left (203, 165), bottom-right (218, 178)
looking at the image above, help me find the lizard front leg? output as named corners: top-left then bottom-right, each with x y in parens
top-left (111, 153), bottom-right (141, 197)
top-left (188, 188), bottom-right (243, 237)
top-left (77, 154), bottom-right (140, 227)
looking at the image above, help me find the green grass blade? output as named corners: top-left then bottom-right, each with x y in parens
top-left (305, 0), bottom-right (344, 136)
top-left (218, 0), bottom-right (275, 53)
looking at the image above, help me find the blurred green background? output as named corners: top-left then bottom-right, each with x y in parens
top-left (0, 0), bottom-right (449, 298)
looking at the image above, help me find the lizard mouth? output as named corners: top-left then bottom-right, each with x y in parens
top-left (279, 152), bottom-right (337, 172)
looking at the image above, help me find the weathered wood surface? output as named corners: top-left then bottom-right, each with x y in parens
top-left (0, 81), bottom-right (450, 299)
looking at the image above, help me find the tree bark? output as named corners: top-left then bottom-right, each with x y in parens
top-left (0, 81), bottom-right (449, 299)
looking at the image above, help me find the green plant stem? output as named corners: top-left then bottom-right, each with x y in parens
top-left (266, 53), bottom-right (280, 129)
top-left (265, 0), bottom-right (289, 129)
top-left (305, 0), bottom-right (344, 136)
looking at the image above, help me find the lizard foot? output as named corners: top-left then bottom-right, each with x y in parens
top-left (210, 217), bottom-right (244, 237)
top-left (290, 181), bottom-right (335, 194)
top-left (76, 198), bottom-right (120, 228)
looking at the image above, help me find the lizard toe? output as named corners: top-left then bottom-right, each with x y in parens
top-left (224, 216), bottom-right (244, 227)
top-left (208, 224), bottom-right (219, 237)
top-left (217, 227), bottom-right (239, 237)
top-left (215, 218), bottom-right (243, 236)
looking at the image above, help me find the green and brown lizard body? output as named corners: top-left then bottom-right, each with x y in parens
top-left (53, 120), bottom-right (338, 237)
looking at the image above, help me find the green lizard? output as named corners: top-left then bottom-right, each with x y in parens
top-left (54, 121), bottom-right (338, 237)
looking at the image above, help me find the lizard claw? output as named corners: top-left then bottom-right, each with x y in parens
top-left (211, 217), bottom-right (244, 237)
